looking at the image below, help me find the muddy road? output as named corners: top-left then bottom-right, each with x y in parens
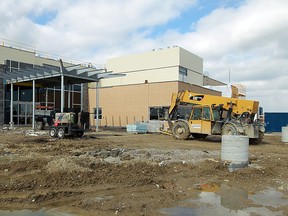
top-left (0, 129), bottom-right (287, 215)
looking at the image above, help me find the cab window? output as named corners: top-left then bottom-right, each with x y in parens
top-left (203, 107), bottom-right (210, 120)
top-left (192, 107), bottom-right (202, 120)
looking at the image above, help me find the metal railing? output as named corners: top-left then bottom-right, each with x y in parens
top-left (0, 38), bottom-right (105, 69)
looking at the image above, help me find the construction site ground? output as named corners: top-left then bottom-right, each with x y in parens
top-left (0, 128), bottom-right (288, 216)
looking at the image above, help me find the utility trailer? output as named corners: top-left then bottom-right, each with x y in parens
top-left (49, 112), bottom-right (84, 139)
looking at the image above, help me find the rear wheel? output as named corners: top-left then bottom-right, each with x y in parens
top-left (57, 128), bottom-right (65, 139)
top-left (222, 123), bottom-right (238, 135)
top-left (172, 121), bottom-right (190, 140)
top-left (49, 128), bottom-right (57, 137)
top-left (250, 131), bottom-right (264, 145)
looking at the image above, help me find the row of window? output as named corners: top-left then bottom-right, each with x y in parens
top-left (5, 60), bottom-right (33, 71)
top-left (92, 107), bottom-right (169, 121)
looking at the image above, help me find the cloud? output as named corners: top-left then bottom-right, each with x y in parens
top-left (160, 0), bottom-right (288, 111)
top-left (0, 0), bottom-right (287, 111)
top-left (1, 0), bottom-right (197, 60)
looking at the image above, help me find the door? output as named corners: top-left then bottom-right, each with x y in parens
top-left (17, 102), bottom-right (33, 125)
top-left (189, 106), bottom-right (212, 135)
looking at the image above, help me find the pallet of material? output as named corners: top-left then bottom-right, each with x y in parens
top-left (126, 124), bottom-right (147, 134)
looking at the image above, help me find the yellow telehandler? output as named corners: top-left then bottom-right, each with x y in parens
top-left (168, 90), bottom-right (265, 144)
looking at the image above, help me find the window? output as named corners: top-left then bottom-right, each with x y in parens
top-left (203, 107), bottom-right (211, 120)
top-left (94, 107), bottom-right (102, 119)
top-left (11, 60), bottom-right (18, 69)
top-left (5, 60), bottom-right (34, 71)
top-left (5, 60), bottom-right (10, 71)
top-left (192, 107), bottom-right (202, 120)
top-left (73, 84), bottom-right (81, 91)
top-left (149, 107), bottom-right (169, 120)
top-left (179, 66), bottom-right (188, 82)
top-left (179, 66), bottom-right (187, 76)
top-left (170, 105), bottom-right (193, 120)
top-left (212, 108), bottom-right (220, 121)
top-left (20, 62), bottom-right (33, 69)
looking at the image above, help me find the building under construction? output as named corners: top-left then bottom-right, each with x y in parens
top-left (1, 41), bottom-right (228, 128)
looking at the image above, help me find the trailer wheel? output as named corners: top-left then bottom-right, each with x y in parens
top-left (172, 121), bottom-right (190, 140)
top-left (57, 128), bottom-right (65, 139)
top-left (76, 131), bottom-right (84, 137)
top-left (36, 121), bottom-right (44, 130)
top-left (49, 128), bottom-right (57, 137)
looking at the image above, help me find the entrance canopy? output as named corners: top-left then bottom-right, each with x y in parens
top-left (0, 60), bottom-right (125, 130)
top-left (2, 60), bottom-right (120, 86)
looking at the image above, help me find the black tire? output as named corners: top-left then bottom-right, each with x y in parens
top-left (57, 128), bottom-right (65, 139)
top-left (76, 131), bottom-right (84, 137)
top-left (250, 131), bottom-right (264, 145)
top-left (222, 123), bottom-right (239, 135)
top-left (36, 121), bottom-right (44, 130)
top-left (192, 133), bottom-right (208, 140)
top-left (49, 128), bottom-right (57, 137)
top-left (172, 121), bottom-right (190, 140)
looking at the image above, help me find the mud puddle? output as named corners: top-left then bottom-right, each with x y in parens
top-left (161, 184), bottom-right (288, 216)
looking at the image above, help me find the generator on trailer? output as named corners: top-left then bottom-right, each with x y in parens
top-left (49, 112), bottom-right (84, 139)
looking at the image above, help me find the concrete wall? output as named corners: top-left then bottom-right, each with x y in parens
top-left (0, 46), bottom-right (65, 67)
top-left (100, 47), bottom-right (204, 87)
top-left (107, 47), bottom-right (180, 73)
top-left (179, 47), bottom-right (203, 85)
top-left (99, 66), bottom-right (178, 87)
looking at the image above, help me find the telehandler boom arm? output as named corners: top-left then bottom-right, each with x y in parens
top-left (169, 90), bottom-right (259, 117)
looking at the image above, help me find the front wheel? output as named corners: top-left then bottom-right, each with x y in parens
top-left (172, 121), bottom-right (190, 140)
top-left (222, 123), bottom-right (239, 135)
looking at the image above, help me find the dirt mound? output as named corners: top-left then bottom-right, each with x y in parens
top-left (45, 156), bottom-right (91, 173)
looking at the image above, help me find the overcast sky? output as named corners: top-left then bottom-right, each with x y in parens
top-left (1, 0), bottom-right (287, 112)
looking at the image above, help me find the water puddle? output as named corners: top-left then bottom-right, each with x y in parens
top-left (161, 184), bottom-right (288, 216)
top-left (0, 208), bottom-right (74, 216)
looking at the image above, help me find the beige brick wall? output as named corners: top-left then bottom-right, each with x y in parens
top-left (88, 81), bottom-right (220, 127)
top-left (89, 81), bottom-right (178, 127)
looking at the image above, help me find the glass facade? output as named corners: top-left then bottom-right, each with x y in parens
top-left (3, 60), bottom-right (83, 125)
